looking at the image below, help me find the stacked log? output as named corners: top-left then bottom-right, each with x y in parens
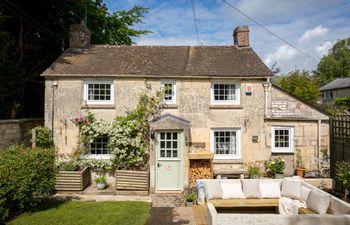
top-left (189, 159), bottom-right (212, 188)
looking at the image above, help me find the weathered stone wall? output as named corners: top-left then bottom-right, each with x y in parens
top-left (0, 118), bottom-right (43, 148)
top-left (45, 78), bottom-right (330, 190)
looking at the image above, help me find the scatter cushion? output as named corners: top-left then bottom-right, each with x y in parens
top-left (301, 185), bottom-right (311, 202)
top-left (241, 179), bottom-right (261, 198)
top-left (306, 189), bottom-right (331, 214)
top-left (204, 180), bottom-right (223, 200)
top-left (281, 180), bottom-right (301, 199)
top-left (260, 179), bottom-right (281, 198)
top-left (220, 180), bottom-right (245, 199)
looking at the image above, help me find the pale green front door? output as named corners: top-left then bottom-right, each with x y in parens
top-left (156, 131), bottom-right (183, 191)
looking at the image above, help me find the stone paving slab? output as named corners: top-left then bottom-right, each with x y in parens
top-left (151, 194), bottom-right (184, 207)
top-left (147, 207), bottom-right (195, 225)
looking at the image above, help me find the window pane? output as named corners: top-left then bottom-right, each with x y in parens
top-left (173, 132), bottom-right (177, 140)
top-left (160, 150), bottom-right (165, 157)
top-left (173, 150), bottom-right (178, 158)
top-left (90, 136), bottom-right (109, 155)
top-left (167, 133), bottom-right (171, 140)
top-left (173, 141), bottom-right (177, 149)
top-left (166, 150), bottom-right (171, 157)
top-left (166, 141), bottom-right (171, 148)
top-left (160, 133), bottom-right (165, 140)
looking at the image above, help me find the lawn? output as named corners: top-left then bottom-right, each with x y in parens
top-left (8, 200), bottom-right (151, 225)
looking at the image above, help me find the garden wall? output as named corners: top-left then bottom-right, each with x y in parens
top-left (0, 118), bottom-right (43, 148)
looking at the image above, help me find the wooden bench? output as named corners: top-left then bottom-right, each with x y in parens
top-left (298, 207), bottom-right (316, 214)
top-left (208, 198), bottom-right (279, 208)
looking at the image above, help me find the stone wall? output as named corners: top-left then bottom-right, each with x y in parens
top-left (0, 118), bottom-right (43, 148)
top-left (45, 77), bottom-right (330, 191)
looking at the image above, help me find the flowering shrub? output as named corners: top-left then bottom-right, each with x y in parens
top-left (83, 159), bottom-right (113, 171)
top-left (246, 161), bottom-right (262, 178)
top-left (266, 156), bottom-right (286, 175)
top-left (72, 84), bottom-right (164, 170)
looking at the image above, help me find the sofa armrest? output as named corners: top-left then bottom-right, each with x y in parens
top-left (298, 207), bottom-right (316, 214)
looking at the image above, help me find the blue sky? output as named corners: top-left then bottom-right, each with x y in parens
top-left (104, 0), bottom-right (350, 74)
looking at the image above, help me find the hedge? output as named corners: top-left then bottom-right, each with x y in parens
top-left (0, 145), bottom-right (57, 221)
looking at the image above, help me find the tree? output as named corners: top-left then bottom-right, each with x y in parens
top-left (315, 37), bottom-right (350, 85)
top-left (0, 0), bottom-right (150, 119)
top-left (272, 70), bottom-right (320, 103)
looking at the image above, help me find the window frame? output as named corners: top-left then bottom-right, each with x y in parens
top-left (83, 135), bottom-right (111, 160)
top-left (160, 80), bottom-right (176, 104)
top-left (271, 126), bottom-right (294, 153)
top-left (210, 81), bottom-right (240, 105)
top-left (324, 91), bottom-right (334, 100)
top-left (210, 128), bottom-right (241, 160)
top-left (83, 80), bottom-right (114, 105)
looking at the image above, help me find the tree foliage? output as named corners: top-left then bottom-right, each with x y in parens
top-left (315, 37), bottom-right (350, 85)
top-left (0, 0), bottom-right (150, 119)
top-left (272, 70), bottom-right (320, 103)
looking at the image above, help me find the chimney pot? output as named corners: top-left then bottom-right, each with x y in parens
top-left (233, 26), bottom-right (249, 48)
top-left (69, 23), bottom-right (91, 49)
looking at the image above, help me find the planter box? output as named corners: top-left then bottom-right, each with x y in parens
top-left (55, 167), bottom-right (91, 191)
top-left (115, 170), bottom-right (149, 195)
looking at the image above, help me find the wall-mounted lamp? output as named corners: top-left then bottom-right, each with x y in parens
top-left (252, 135), bottom-right (259, 143)
top-left (150, 129), bottom-right (156, 139)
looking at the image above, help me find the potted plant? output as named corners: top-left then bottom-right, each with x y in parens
top-left (95, 175), bottom-right (107, 190)
top-left (246, 161), bottom-right (261, 179)
top-left (266, 156), bottom-right (286, 179)
top-left (56, 160), bottom-right (91, 191)
top-left (295, 149), bottom-right (306, 177)
top-left (183, 188), bottom-right (197, 207)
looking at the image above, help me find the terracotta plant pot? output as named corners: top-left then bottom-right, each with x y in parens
top-left (295, 168), bottom-right (306, 177)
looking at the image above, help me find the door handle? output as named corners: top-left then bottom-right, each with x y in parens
top-left (158, 163), bottom-right (161, 167)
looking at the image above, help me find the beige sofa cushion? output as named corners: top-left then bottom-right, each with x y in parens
top-left (220, 180), bottom-right (245, 199)
top-left (204, 180), bottom-right (223, 200)
top-left (242, 179), bottom-right (261, 198)
top-left (260, 179), bottom-right (281, 198)
top-left (281, 180), bottom-right (301, 199)
top-left (301, 185), bottom-right (311, 202)
top-left (307, 189), bottom-right (331, 214)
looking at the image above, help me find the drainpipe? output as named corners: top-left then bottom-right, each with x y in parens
top-left (317, 119), bottom-right (322, 169)
top-left (51, 80), bottom-right (58, 141)
top-left (262, 78), bottom-right (271, 118)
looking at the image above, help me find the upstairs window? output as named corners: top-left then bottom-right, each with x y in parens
top-left (83, 81), bottom-right (114, 104)
top-left (272, 127), bottom-right (294, 153)
top-left (161, 80), bottom-right (176, 104)
top-left (211, 81), bottom-right (240, 104)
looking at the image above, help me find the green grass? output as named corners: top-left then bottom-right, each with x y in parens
top-left (8, 200), bottom-right (151, 225)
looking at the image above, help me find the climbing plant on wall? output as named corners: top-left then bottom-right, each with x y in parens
top-left (72, 84), bottom-right (164, 169)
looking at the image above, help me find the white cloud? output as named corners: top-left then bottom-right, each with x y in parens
top-left (315, 41), bottom-right (333, 56)
top-left (298, 25), bottom-right (329, 46)
top-left (265, 45), bottom-right (299, 68)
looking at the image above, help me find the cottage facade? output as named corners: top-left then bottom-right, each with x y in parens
top-left (42, 24), bottom-right (329, 193)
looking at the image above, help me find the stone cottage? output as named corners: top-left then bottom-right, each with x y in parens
top-left (42, 24), bottom-right (329, 193)
top-left (320, 77), bottom-right (350, 103)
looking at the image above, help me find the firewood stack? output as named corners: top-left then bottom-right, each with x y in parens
top-left (189, 159), bottom-right (213, 188)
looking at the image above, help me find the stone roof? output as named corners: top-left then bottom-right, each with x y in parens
top-left (320, 77), bottom-right (350, 91)
top-left (42, 45), bottom-right (272, 77)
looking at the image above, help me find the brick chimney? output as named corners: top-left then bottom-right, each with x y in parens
top-left (69, 21), bottom-right (91, 49)
top-left (233, 26), bottom-right (249, 48)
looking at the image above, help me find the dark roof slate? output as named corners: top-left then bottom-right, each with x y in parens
top-left (320, 77), bottom-right (350, 91)
top-left (42, 45), bottom-right (272, 77)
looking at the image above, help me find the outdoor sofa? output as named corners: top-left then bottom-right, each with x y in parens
top-left (196, 177), bottom-right (350, 225)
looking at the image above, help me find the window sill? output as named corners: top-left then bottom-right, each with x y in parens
top-left (209, 105), bottom-right (243, 109)
top-left (162, 104), bottom-right (178, 109)
top-left (80, 154), bottom-right (112, 160)
top-left (81, 104), bottom-right (115, 109)
top-left (213, 159), bottom-right (243, 164)
top-left (271, 151), bottom-right (294, 154)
